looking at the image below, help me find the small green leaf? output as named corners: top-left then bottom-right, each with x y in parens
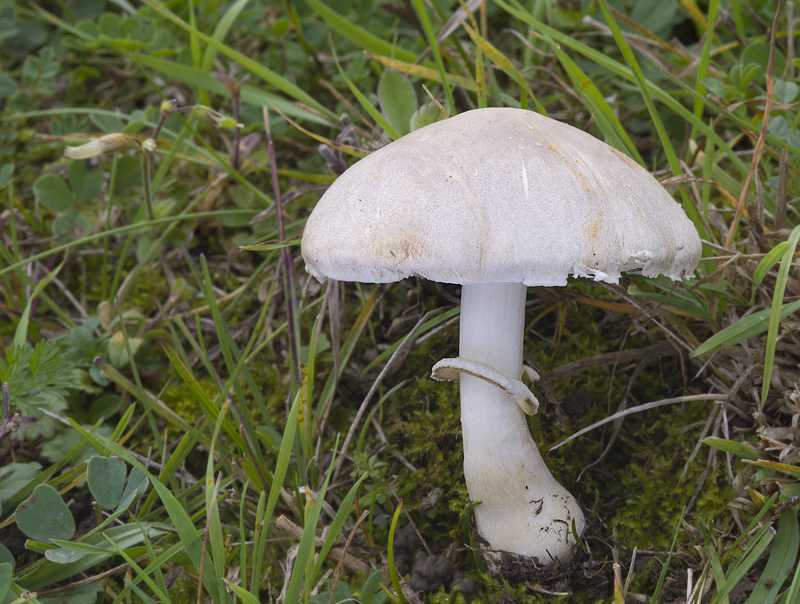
top-left (13, 264), bottom-right (64, 349)
top-left (0, 462), bottom-right (42, 501)
top-left (52, 208), bottom-right (93, 237)
top-left (33, 173), bottom-right (75, 211)
top-left (774, 79), bottom-right (799, 103)
top-left (378, 70), bottom-right (416, 136)
top-left (72, 0), bottom-right (107, 21)
top-left (0, 562), bottom-right (11, 601)
top-left (693, 299), bottom-right (800, 357)
top-left (768, 115), bottom-right (790, 139)
top-left (331, 45), bottom-right (401, 140)
top-left (87, 393), bottom-right (123, 423)
top-left (98, 12), bottom-right (123, 37)
top-left (90, 112), bottom-right (126, 134)
top-left (225, 582), bottom-right (261, 604)
top-left (200, 0), bottom-right (251, 72)
top-left (630, 0), bottom-right (677, 37)
top-left (741, 41), bottom-right (786, 86)
top-left (0, 163), bottom-right (14, 188)
top-left (112, 154), bottom-right (142, 195)
top-left (68, 160), bottom-right (103, 205)
top-left (729, 63), bottom-right (759, 92)
top-left (75, 19), bottom-right (99, 40)
top-left (360, 571), bottom-right (388, 604)
top-left (387, 500), bottom-right (407, 604)
top-left (0, 73), bottom-right (18, 98)
top-left (410, 102), bottom-right (446, 132)
top-left (44, 545), bottom-right (93, 564)
top-left (107, 332), bottom-right (142, 367)
top-left (87, 456), bottom-right (127, 509)
top-left (15, 484), bottom-right (76, 543)
top-left (0, 18), bottom-right (19, 43)
top-left (135, 234), bottom-right (158, 265)
top-left (272, 18), bottom-right (289, 36)
top-left (0, 542), bottom-right (12, 568)
top-left (116, 466), bottom-right (148, 511)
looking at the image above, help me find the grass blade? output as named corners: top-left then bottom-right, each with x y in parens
top-left (649, 507), bottom-right (685, 603)
top-left (744, 460), bottom-right (800, 479)
top-left (331, 44), bottom-right (401, 140)
top-left (410, 0), bottom-right (455, 115)
top-left (284, 444), bottom-right (338, 604)
top-left (200, 0), bottom-right (251, 72)
top-left (366, 53), bottom-right (477, 91)
top-left (12, 262), bottom-right (63, 347)
top-left (751, 242), bottom-right (789, 302)
top-left (303, 0), bottom-right (422, 65)
top-left (744, 508), bottom-right (799, 604)
top-left (693, 299), bottom-right (800, 357)
top-left (761, 224), bottom-right (800, 405)
top-left (263, 385), bottom-right (304, 539)
top-left (535, 31), bottom-right (642, 163)
top-left (703, 437), bottom-right (762, 461)
top-left (462, 23), bottom-right (545, 113)
top-left (312, 473), bottom-right (367, 578)
top-left (132, 54), bottom-right (329, 125)
top-left (691, 0), bottom-right (720, 136)
top-left (594, 0), bottom-right (703, 229)
top-left (715, 526), bottom-right (774, 602)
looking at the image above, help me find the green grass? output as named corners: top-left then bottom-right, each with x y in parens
top-left (1, 0), bottom-right (800, 603)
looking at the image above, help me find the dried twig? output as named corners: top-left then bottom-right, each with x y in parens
top-left (550, 394), bottom-right (728, 451)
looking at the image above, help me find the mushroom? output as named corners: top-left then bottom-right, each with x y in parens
top-left (301, 108), bottom-right (701, 567)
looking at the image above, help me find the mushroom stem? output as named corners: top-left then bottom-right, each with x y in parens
top-left (457, 282), bottom-right (585, 564)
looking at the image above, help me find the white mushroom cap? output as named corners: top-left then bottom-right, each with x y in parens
top-left (302, 107), bottom-right (701, 286)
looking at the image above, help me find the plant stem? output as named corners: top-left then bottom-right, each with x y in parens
top-left (263, 107), bottom-right (301, 389)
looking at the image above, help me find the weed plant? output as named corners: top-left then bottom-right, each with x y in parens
top-left (1, 0), bottom-right (800, 602)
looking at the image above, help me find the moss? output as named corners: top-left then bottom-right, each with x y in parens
top-left (395, 376), bottom-right (468, 509)
top-left (606, 400), bottom-right (735, 552)
top-left (122, 262), bottom-right (173, 312)
top-left (160, 372), bottom-right (220, 420)
top-left (167, 574), bottom-right (204, 604)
